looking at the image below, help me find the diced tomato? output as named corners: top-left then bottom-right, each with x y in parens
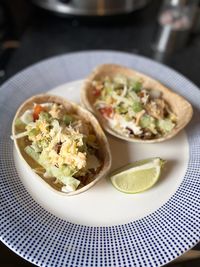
top-left (93, 88), bottom-right (101, 97)
top-left (33, 104), bottom-right (44, 121)
top-left (99, 106), bottom-right (114, 118)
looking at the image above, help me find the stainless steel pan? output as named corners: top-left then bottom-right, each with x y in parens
top-left (32, 0), bottom-right (150, 16)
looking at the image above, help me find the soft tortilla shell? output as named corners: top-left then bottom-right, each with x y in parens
top-left (81, 64), bottom-right (193, 143)
top-left (12, 94), bottom-right (112, 196)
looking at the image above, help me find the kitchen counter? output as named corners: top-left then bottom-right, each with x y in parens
top-left (1, 0), bottom-right (200, 266)
top-left (2, 1), bottom-right (200, 86)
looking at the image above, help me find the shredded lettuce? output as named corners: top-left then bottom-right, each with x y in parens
top-left (93, 75), bottom-right (176, 139)
top-left (17, 102), bottom-right (100, 192)
top-left (25, 145), bottom-right (80, 192)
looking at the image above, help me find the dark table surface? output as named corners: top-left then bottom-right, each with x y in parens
top-left (1, 0), bottom-right (200, 266)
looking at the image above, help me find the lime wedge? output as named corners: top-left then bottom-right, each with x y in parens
top-left (110, 158), bottom-right (165, 194)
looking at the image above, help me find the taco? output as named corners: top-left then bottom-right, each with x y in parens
top-left (81, 64), bottom-right (193, 143)
top-left (12, 94), bottom-right (111, 195)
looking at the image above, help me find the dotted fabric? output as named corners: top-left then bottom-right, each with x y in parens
top-left (0, 51), bottom-right (200, 267)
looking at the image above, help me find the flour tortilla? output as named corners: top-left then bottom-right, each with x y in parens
top-left (81, 64), bottom-right (193, 143)
top-left (12, 94), bottom-right (112, 196)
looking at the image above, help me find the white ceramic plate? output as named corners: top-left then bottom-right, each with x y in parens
top-left (14, 80), bottom-right (189, 226)
top-left (1, 51), bottom-right (200, 267)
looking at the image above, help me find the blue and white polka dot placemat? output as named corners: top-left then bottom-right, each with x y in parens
top-left (0, 51), bottom-right (200, 267)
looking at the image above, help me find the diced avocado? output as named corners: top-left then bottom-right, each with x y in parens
top-left (39, 111), bottom-right (51, 121)
top-left (132, 101), bottom-right (143, 113)
top-left (129, 80), bottom-right (142, 93)
top-left (63, 114), bottom-right (74, 125)
top-left (140, 115), bottom-right (157, 134)
top-left (157, 119), bottom-right (175, 133)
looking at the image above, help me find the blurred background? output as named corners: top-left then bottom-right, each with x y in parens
top-left (0, 0), bottom-right (200, 266)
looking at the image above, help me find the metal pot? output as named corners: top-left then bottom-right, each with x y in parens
top-left (32, 0), bottom-right (150, 16)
